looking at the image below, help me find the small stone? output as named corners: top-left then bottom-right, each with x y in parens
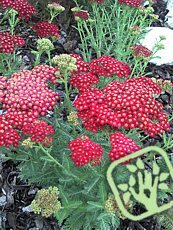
top-left (0, 195), bottom-right (7, 206)
top-left (165, 0), bottom-right (173, 29)
top-left (141, 27), bottom-right (173, 65)
top-left (23, 55), bottom-right (30, 62)
top-left (22, 205), bottom-right (33, 212)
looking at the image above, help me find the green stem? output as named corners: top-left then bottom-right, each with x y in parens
top-left (140, 135), bottom-right (149, 143)
top-left (63, 70), bottom-right (72, 113)
top-left (39, 144), bottom-right (65, 169)
top-left (49, 14), bottom-right (55, 23)
top-left (34, 52), bottom-right (42, 66)
top-left (49, 9), bottom-right (59, 23)
top-left (78, 22), bottom-right (90, 61)
top-left (129, 58), bottom-right (141, 78)
top-left (38, 144), bottom-right (82, 180)
top-left (46, 51), bottom-right (52, 66)
top-left (8, 11), bottom-right (19, 35)
top-left (92, 3), bottom-right (103, 57)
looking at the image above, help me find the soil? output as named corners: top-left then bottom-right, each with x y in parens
top-left (0, 0), bottom-right (173, 229)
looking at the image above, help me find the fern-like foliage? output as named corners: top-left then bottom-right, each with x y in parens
top-left (58, 206), bottom-right (120, 230)
top-left (4, 114), bottom-right (145, 229)
top-left (158, 208), bottom-right (173, 230)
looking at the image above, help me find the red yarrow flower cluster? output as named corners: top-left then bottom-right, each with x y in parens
top-left (74, 88), bottom-right (105, 132)
top-left (109, 132), bottom-right (141, 162)
top-left (3, 111), bottom-right (36, 129)
top-left (74, 76), bottom-right (170, 137)
top-left (131, 45), bottom-right (152, 57)
top-left (89, 55), bottom-right (131, 78)
top-left (69, 54), bottom-right (89, 74)
top-left (0, 112), bottom-right (54, 147)
top-left (73, 10), bottom-right (89, 20)
top-left (118, 0), bottom-right (143, 7)
top-left (0, 111), bottom-right (36, 148)
top-left (0, 116), bottom-right (20, 148)
top-left (0, 0), bottom-right (36, 19)
top-left (70, 73), bottom-right (99, 93)
top-left (22, 120), bottom-right (54, 143)
top-left (32, 22), bottom-right (59, 38)
top-left (31, 65), bottom-right (58, 85)
top-left (69, 54), bottom-right (131, 93)
top-left (2, 65), bottom-right (59, 117)
top-left (0, 65), bottom-right (59, 147)
top-left (70, 54), bottom-right (131, 78)
top-left (0, 76), bottom-right (7, 102)
top-left (0, 32), bottom-right (25, 53)
top-left (69, 136), bottom-right (103, 166)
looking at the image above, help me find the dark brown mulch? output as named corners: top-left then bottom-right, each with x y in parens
top-left (0, 160), bottom-right (61, 230)
top-left (152, 0), bottom-right (169, 27)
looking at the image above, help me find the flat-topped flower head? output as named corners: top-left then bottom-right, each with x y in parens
top-left (69, 136), bottom-right (103, 166)
top-left (32, 22), bottom-right (59, 38)
top-left (21, 137), bottom-right (34, 148)
top-left (0, 110), bottom-right (54, 148)
top-left (105, 194), bottom-right (118, 214)
top-left (67, 111), bottom-right (79, 126)
top-left (89, 55), bottom-right (131, 78)
top-left (47, 3), bottom-right (65, 13)
top-left (3, 66), bottom-right (59, 116)
top-left (37, 38), bottom-right (54, 52)
top-left (73, 10), bottom-right (89, 21)
top-left (31, 187), bottom-right (61, 218)
top-left (118, 0), bottom-right (143, 7)
top-left (131, 44), bottom-right (152, 57)
top-left (129, 25), bottom-right (141, 36)
top-left (74, 76), bottom-right (170, 137)
top-left (22, 120), bottom-right (54, 144)
top-left (70, 72), bottom-right (99, 93)
top-left (52, 54), bottom-right (77, 72)
top-left (151, 78), bottom-right (173, 93)
top-left (109, 132), bottom-right (141, 162)
top-left (0, 111), bottom-right (37, 148)
top-left (0, 32), bottom-right (25, 53)
top-left (69, 54), bottom-right (89, 74)
top-left (0, 116), bottom-right (20, 147)
top-left (0, 0), bottom-right (36, 19)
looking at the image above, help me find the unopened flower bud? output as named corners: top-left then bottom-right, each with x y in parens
top-left (152, 78), bottom-right (172, 93)
top-left (47, 3), bottom-right (65, 13)
top-left (31, 186), bottom-right (61, 218)
top-left (67, 111), bottom-right (79, 125)
top-left (21, 138), bottom-right (34, 148)
top-left (74, 10), bottom-right (89, 21)
top-left (37, 38), bottom-right (54, 52)
top-left (52, 54), bottom-right (77, 71)
top-left (105, 194), bottom-right (118, 214)
top-left (71, 7), bottom-right (81, 12)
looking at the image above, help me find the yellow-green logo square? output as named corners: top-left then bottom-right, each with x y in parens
top-left (107, 146), bottom-right (173, 221)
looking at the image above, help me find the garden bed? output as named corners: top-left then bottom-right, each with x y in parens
top-left (0, 0), bottom-right (173, 229)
